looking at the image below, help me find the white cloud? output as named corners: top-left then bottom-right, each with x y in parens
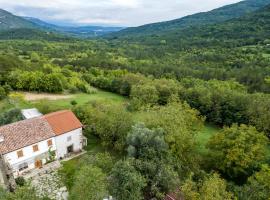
top-left (0, 0), bottom-right (241, 26)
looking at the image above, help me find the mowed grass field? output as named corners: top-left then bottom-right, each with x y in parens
top-left (41, 91), bottom-right (126, 109)
top-left (0, 89), bottom-right (127, 112)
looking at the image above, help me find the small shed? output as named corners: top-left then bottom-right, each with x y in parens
top-left (21, 108), bottom-right (43, 119)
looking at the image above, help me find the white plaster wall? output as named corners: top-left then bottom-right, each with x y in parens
top-left (3, 138), bottom-right (56, 172)
top-left (54, 128), bottom-right (83, 159)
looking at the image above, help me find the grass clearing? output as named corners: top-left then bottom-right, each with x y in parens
top-left (196, 124), bottom-right (220, 155)
top-left (0, 89), bottom-right (127, 112)
top-left (46, 91), bottom-right (126, 109)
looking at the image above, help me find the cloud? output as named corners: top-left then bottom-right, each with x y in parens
top-left (0, 0), bottom-right (241, 26)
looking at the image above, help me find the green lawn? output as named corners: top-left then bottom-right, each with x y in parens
top-left (45, 91), bottom-right (126, 109)
top-left (0, 89), bottom-right (126, 112)
top-left (196, 124), bottom-right (220, 155)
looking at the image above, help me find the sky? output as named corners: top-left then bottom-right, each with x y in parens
top-left (0, 0), bottom-right (242, 27)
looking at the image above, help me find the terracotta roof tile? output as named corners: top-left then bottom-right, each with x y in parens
top-left (0, 117), bottom-right (55, 155)
top-left (0, 110), bottom-right (82, 155)
top-left (44, 110), bottom-right (83, 136)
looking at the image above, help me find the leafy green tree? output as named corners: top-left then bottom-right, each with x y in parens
top-left (130, 83), bottom-right (159, 110)
top-left (141, 101), bottom-right (203, 176)
top-left (247, 93), bottom-right (270, 136)
top-left (109, 160), bottom-right (146, 200)
top-left (0, 108), bottom-right (23, 126)
top-left (207, 124), bottom-right (269, 180)
top-left (235, 165), bottom-right (270, 200)
top-left (181, 173), bottom-right (233, 200)
top-left (153, 78), bottom-right (179, 105)
top-left (69, 166), bottom-right (108, 200)
top-left (73, 103), bottom-right (133, 151)
top-left (127, 123), bottom-right (180, 199)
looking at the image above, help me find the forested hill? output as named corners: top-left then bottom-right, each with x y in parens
top-left (149, 4), bottom-right (270, 48)
top-left (0, 8), bottom-right (123, 38)
top-left (0, 9), bottom-right (36, 30)
top-left (0, 28), bottom-right (75, 41)
top-left (106, 4), bottom-right (270, 49)
top-left (106, 0), bottom-right (270, 39)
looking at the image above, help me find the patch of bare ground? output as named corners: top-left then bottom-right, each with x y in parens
top-left (23, 92), bottom-right (74, 101)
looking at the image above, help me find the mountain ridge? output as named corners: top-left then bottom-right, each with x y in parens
top-left (23, 17), bottom-right (124, 38)
top-left (106, 0), bottom-right (270, 39)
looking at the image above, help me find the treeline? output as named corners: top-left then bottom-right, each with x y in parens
top-left (84, 68), bottom-right (270, 135)
top-left (1, 40), bottom-right (270, 94)
top-left (0, 65), bottom-right (92, 94)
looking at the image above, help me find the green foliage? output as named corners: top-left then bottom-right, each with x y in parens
top-left (239, 165), bottom-right (270, 200)
top-left (6, 185), bottom-right (43, 200)
top-left (106, 0), bottom-right (270, 39)
top-left (73, 103), bottom-right (133, 151)
top-left (130, 83), bottom-right (159, 110)
top-left (126, 123), bottom-right (180, 199)
top-left (0, 86), bottom-right (7, 100)
top-left (70, 100), bottom-right (77, 106)
top-left (247, 93), bottom-right (270, 136)
top-left (15, 177), bottom-right (26, 187)
top-left (181, 173), bottom-right (233, 200)
top-left (207, 124), bottom-right (269, 181)
top-left (69, 166), bottom-right (108, 200)
top-left (109, 160), bottom-right (146, 200)
top-left (0, 108), bottom-right (23, 126)
top-left (5, 67), bottom-right (90, 94)
top-left (141, 101), bottom-right (203, 176)
top-left (34, 99), bottom-right (60, 114)
top-left (80, 152), bottom-right (115, 174)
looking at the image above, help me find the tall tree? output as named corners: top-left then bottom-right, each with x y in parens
top-left (207, 124), bottom-right (268, 180)
top-left (109, 160), bottom-right (146, 200)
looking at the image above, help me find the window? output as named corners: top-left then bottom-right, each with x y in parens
top-left (47, 139), bottom-right (53, 147)
top-left (67, 136), bottom-right (72, 142)
top-left (17, 150), bottom-right (24, 158)
top-left (32, 145), bottom-right (39, 152)
top-left (18, 163), bottom-right (28, 171)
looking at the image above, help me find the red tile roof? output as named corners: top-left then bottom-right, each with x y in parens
top-left (0, 110), bottom-right (82, 155)
top-left (44, 110), bottom-right (83, 136)
top-left (0, 117), bottom-right (55, 155)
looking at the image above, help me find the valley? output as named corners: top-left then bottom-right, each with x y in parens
top-left (0, 0), bottom-right (270, 199)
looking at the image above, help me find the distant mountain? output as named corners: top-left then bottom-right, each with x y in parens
top-left (117, 4), bottom-right (270, 49)
top-left (23, 17), bottom-right (124, 38)
top-left (0, 9), bottom-right (36, 30)
top-left (106, 0), bottom-right (270, 39)
top-left (0, 9), bottom-right (124, 38)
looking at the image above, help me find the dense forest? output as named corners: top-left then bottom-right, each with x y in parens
top-left (0, 0), bottom-right (270, 200)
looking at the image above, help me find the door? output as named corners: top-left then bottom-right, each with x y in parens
top-left (35, 160), bottom-right (42, 169)
top-left (67, 145), bottom-right (74, 153)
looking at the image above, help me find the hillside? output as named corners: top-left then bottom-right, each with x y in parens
top-left (107, 0), bottom-right (270, 38)
top-left (155, 4), bottom-right (270, 48)
top-left (105, 4), bottom-right (270, 50)
top-left (0, 28), bottom-right (74, 41)
top-left (0, 9), bottom-right (123, 38)
top-left (0, 9), bottom-right (36, 30)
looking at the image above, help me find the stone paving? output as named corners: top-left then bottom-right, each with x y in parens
top-left (23, 152), bottom-right (86, 200)
top-left (31, 170), bottom-right (68, 200)
top-left (25, 161), bottom-right (68, 200)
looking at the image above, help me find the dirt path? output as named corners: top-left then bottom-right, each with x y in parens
top-left (23, 92), bottom-right (74, 101)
